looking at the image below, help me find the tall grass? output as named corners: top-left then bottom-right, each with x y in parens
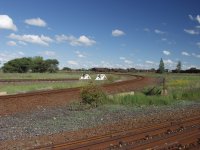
top-left (102, 73), bottom-right (200, 106)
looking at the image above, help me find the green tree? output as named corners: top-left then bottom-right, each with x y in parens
top-left (31, 56), bottom-right (48, 73)
top-left (2, 57), bottom-right (32, 73)
top-left (176, 61), bottom-right (181, 73)
top-left (158, 58), bottom-right (165, 73)
top-left (45, 59), bottom-right (59, 73)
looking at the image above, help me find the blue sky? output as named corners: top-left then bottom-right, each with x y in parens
top-left (0, 0), bottom-right (200, 69)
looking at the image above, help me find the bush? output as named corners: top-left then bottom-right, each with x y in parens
top-left (80, 83), bottom-right (106, 107)
top-left (142, 86), bottom-right (162, 96)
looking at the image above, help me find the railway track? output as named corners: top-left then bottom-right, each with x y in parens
top-left (0, 74), bottom-right (154, 115)
top-left (35, 115), bottom-right (200, 150)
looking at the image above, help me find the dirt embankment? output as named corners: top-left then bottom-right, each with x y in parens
top-left (0, 75), bottom-right (156, 116)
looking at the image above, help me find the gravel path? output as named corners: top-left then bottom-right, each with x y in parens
top-left (1, 100), bottom-right (200, 142)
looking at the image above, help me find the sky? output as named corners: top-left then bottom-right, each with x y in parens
top-left (0, 0), bottom-right (200, 70)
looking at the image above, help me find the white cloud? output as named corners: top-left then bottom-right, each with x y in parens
top-left (8, 33), bottom-right (53, 46)
top-left (192, 53), bottom-right (200, 58)
top-left (119, 57), bottom-right (125, 60)
top-left (188, 14), bottom-right (200, 24)
top-left (18, 41), bottom-right (27, 45)
top-left (25, 18), bottom-right (47, 27)
top-left (161, 38), bottom-right (167, 41)
top-left (154, 29), bottom-right (165, 34)
top-left (0, 15), bottom-right (17, 31)
top-left (124, 60), bottom-right (132, 64)
top-left (163, 50), bottom-right (171, 55)
top-left (196, 15), bottom-right (200, 24)
top-left (164, 59), bottom-right (174, 64)
top-left (145, 60), bottom-right (154, 64)
top-left (18, 51), bottom-right (25, 56)
top-left (75, 51), bottom-right (85, 58)
top-left (56, 35), bottom-right (96, 46)
top-left (188, 14), bottom-right (194, 20)
top-left (112, 29), bottom-right (125, 37)
top-left (7, 41), bottom-right (17, 46)
top-left (0, 52), bottom-right (24, 64)
top-left (181, 51), bottom-right (190, 56)
top-left (67, 60), bottom-right (78, 65)
top-left (184, 29), bottom-right (199, 35)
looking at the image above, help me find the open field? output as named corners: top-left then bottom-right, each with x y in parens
top-left (0, 73), bottom-right (200, 149)
top-left (103, 73), bottom-right (200, 106)
top-left (0, 72), bottom-right (122, 94)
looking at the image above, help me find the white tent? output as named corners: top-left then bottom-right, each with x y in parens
top-left (95, 74), bottom-right (107, 80)
top-left (79, 74), bottom-right (91, 80)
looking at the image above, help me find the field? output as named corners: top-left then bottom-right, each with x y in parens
top-left (0, 72), bottom-right (122, 94)
top-left (0, 72), bottom-right (200, 149)
top-left (103, 73), bottom-right (200, 106)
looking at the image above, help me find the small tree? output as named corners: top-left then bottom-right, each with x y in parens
top-left (176, 61), bottom-right (181, 73)
top-left (158, 58), bottom-right (165, 73)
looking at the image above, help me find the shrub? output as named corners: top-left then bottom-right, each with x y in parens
top-left (80, 83), bottom-right (106, 107)
top-left (142, 86), bottom-right (162, 96)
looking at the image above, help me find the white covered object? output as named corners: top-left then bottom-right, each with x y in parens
top-left (79, 74), bottom-right (91, 80)
top-left (95, 74), bottom-right (107, 80)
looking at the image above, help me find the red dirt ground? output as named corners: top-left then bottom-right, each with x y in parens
top-left (0, 75), bottom-right (156, 116)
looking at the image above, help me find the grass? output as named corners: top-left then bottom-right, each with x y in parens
top-left (0, 72), bottom-right (82, 79)
top-left (0, 72), bottom-right (121, 94)
top-left (101, 73), bottom-right (200, 107)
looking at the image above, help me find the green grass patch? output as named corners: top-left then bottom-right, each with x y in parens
top-left (102, 73), bottom-right (200, 107)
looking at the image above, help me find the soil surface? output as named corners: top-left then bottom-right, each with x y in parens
top-left (0, 75), bottom-right (155, 116)
top-left (0, 101), bottom-right (200, 150)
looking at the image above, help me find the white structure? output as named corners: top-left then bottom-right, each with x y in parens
top-left (95, 74), bottom-right (107, 80)
top-left (79, 74), bottom-right (91, 80)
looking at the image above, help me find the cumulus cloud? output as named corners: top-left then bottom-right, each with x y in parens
top-left (145, 60), bottom-right (154, 64)
top-left (18, 41), bottom-right (27, 45)
top-left (0, 52), bottom-right (24, 64)
top-left (119, 57), bottom-right (125, 60)
top-left (8, 33), bottom-right (53, 46)
top-left (181, 51), bottom-right (190, 56)
top-left (75, 51), bottom-right (85, 58)
top-left (67, 60), bottom-right (78, 65)
top-left (112, 29), bottom-right (125, 37)
top-left (154, 29), bottom-right (165, 34)
top-left (163, 50), bottom-right (171, 55)
top-left (7, 41), bottom-right (17, 46)
top-left (56, 35), bottom-right (96, 46)
top-left (188, 14), bottom-right (200, 24)
top-left (164, 59), bottom-right (174, 64)
top-left (192, 53), bottom-right (200, 58)
top-left (184, 29), bottom-right (199, 35)
top-left (196, 15), bottom-right (200, 24)
top-left (188, 14), bottom-right (194, 20)
top-left (0, 15), bottom-right (17, 31)
top-left (124, 60), bottom-right (132, 64)
top-left (25, 18), bottom-right (47, 27)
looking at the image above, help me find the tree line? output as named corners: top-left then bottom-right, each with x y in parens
top-left (2, 56), bottom-right (59, 73)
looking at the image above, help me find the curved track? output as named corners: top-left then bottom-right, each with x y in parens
top-left (35, 115), bottom-right (200, 150)
top-left (0, 74), bottom-right (155, 116)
